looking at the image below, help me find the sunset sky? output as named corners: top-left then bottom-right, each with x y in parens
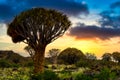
top-left (0, 0), bottom-right (120, 58)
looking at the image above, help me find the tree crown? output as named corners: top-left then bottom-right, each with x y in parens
top-left (7, 8), bottom-right (71, 49)
top-left (58, 48), bottom-right (85, 64)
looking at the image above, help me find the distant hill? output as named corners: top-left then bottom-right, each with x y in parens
top-left (0, 50), bottom-right (32, 65)
top-left (0, 50), bottom-right (52, 67)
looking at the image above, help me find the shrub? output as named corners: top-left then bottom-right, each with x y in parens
top-left (0, 59), bottom-right (12, 68)
top-left (58, 70), bottom-right (72, 80)
top-left (0, 67), bottom-right (30, 80)
top-left (11, 63), bottom-right (20, 67)
top-left (31, 70), bottom-right (59, 80)
top-left (72, 68), bottom-right (87, 80)
top-left (73, 67), bottom-right (117, 80)
top-left (75, 60), bottom-right (88, 68)
top-left (75, 73), bottom-right (93, 80)
top-left (25, 61), bottom-right (33, 67)
top-left (95, 67), bottom-right (117, 80)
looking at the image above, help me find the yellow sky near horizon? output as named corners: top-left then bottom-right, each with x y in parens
top-left (0, 0), bottom-right (120, 60)
top-left (46, 34), bottom-right (120, 58)
top-left (0, 29), bottom-right (120, 58)
top-left (0, 18), bottom-right (120, 59)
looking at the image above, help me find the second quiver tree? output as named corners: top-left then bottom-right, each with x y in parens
top-left (7, 8), bottom-right (71, 73)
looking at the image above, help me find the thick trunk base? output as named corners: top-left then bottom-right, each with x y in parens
top-left (33, 45), bottom-right (46, 74)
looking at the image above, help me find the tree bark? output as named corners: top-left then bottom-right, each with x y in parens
top-left (33, 45), bottom-right (46, 73)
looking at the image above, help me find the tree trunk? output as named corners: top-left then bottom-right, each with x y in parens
top-left (33, 45), bottom-right (46, 73)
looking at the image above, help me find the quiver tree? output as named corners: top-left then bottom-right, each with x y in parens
top-left (7, 8), bottom-right (71, 73)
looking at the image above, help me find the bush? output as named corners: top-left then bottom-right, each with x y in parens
top-left (95, 67), bottom-right (117, 80)
top-left (75, 73), bottom-right (93, 80)
top-left (25, 61), bottom-right (33, 67)
top-left (0, 59), bottom-right (12, 68)
top-left (75, 60), bottom-right (88, 68)
top-left (0, 67), bottom-right (30, 80)
top-left (11, 63), bottom-right (20, 68)
top-left (58, 70), bottom-right (72, 80)
top-left (31, 70), bottom-right (59, 80)
top-left (73, 67), bottom-right (117, 80)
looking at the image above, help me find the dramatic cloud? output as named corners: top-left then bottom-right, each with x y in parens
top-left (0, 0), bottom-right (89, 22)
top-left (99, 1), bottom-right (120, 29)
top-left (68, 24), bottom-right (120, 40)
top-left (27, 0), bottom-right (89, 16)
top-left (68, 1), bottom-right (120, 41)
top-left (99, 11), bottom-right (120, 29)
top-left (110, 1), bottom-right (120, 9)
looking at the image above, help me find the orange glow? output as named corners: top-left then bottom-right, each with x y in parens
top-left (46, 35), bottom-right (120, 58)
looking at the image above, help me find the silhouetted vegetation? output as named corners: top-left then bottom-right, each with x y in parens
top-left (47, 49), bottom-right (60, 66)
top-left (0, 49), bottom-right (120, 79)
top-left (0, 7), bottom-right (119, 80)
top-left (112, 52), bottom-right (120, 63)
top-left (0, 50), bottom-right (32, 67)
top-left (58, 48), bottom-right (85, 64)
top-left (7, 8), bottom-right (71, 73)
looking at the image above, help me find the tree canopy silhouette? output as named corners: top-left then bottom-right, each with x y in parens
top-left (58, 48), bottom-right (85, 64)
top-left (7, 8), bottom-right (71, 73)
top-left (48, 48), bottom-right (60, 65)
top-left (112, 52), bottom-right (120, 63)
top-left (102, 53), bottom-right (112, 61)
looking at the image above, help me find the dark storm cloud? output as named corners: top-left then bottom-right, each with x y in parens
top-left (110, 1), bottom-right (120, 9)
top-left (0, 0), bottom-right (89, 22)
top-left (68, 24), bottom-right (120, 40)
top-left (0, 0), bottom-right (28, 22)
top-left (99, 1), bottom-right (120, 29)
top-left (99, 11), bottom-right (120, 29)
top-left (68, 1), bottom-right (120, 40)
top-left (27, 0), bottom-right (89, 16)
